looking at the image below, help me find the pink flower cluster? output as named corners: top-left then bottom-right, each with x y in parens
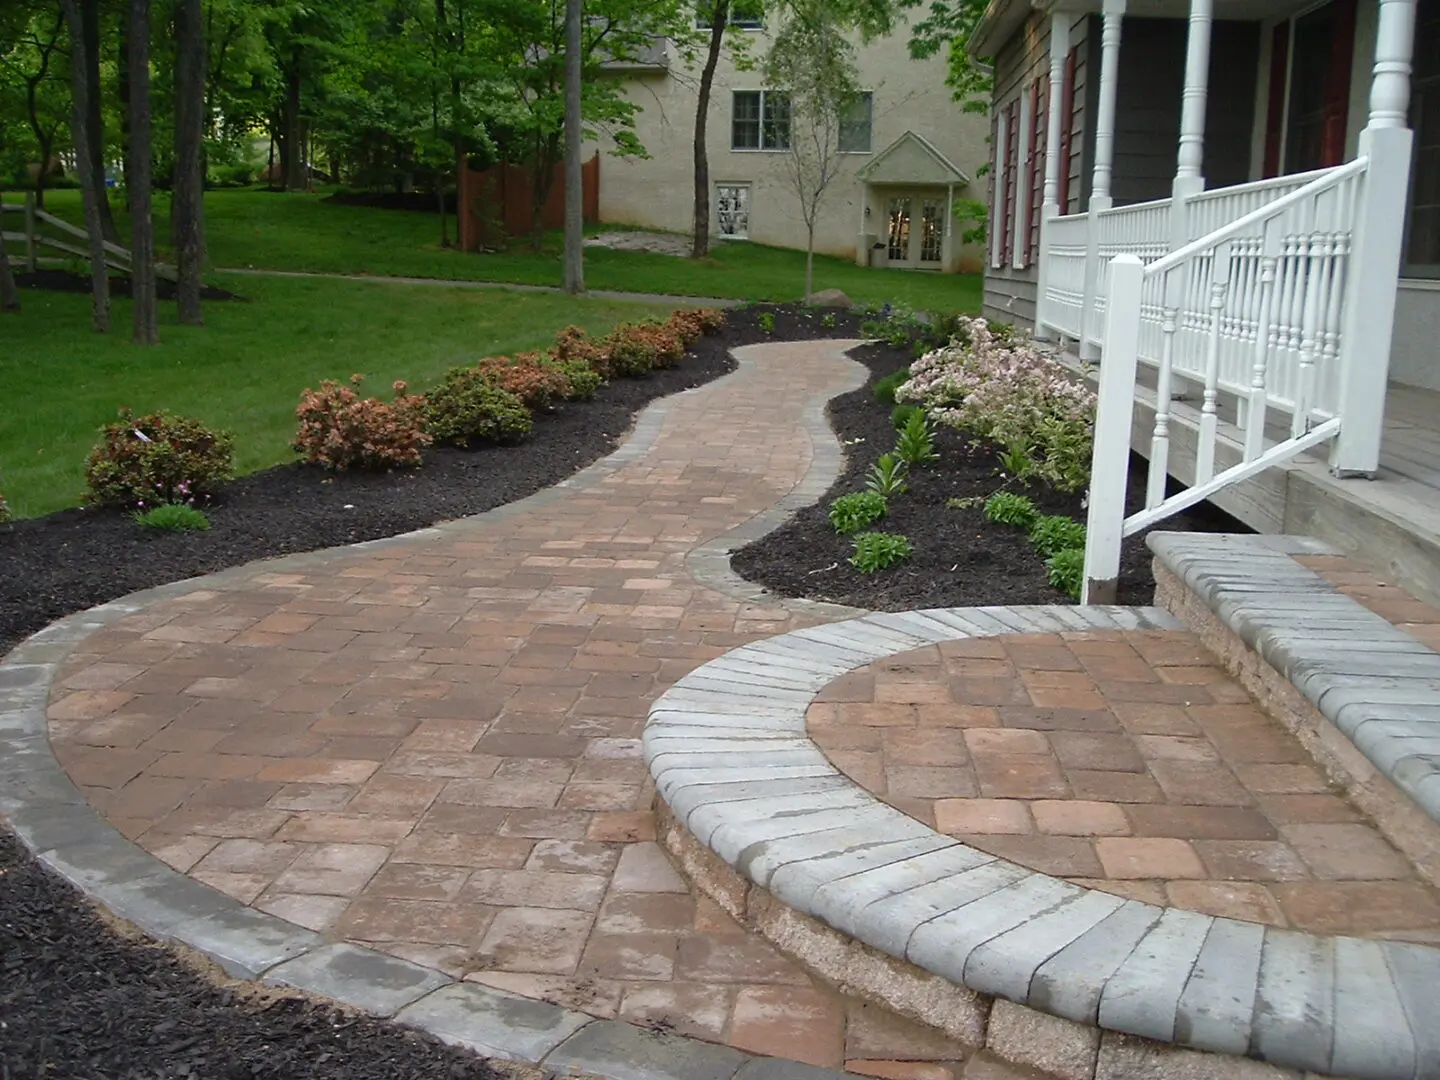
top-left (897, 316), bottom-right (1097, 491)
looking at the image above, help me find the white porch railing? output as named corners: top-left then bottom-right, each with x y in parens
top-left (1077, 157), bottom-right (1380, 602)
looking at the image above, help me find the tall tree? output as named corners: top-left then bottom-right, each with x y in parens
top-left (173, 0), bottom-right (205, 324)
top-left (561, 0), bottom-right (583, 293)
top-left (0, 4), bottom-right (67, 209)
top-left (689, 1), bottom-right (730, 259)
top-left (907, 0), bottom-right (990, 113)
top-left (0, 193), bottom-right (19, 313)
top-left (128, 0), bottom-right (157, 344)
top-left (80, 0), bottom-right (120, 243)
top-left (59, 0), bottom-right (109, 331)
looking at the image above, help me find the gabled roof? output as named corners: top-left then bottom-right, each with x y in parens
top-left (856, 130), bottom-right (970, 186)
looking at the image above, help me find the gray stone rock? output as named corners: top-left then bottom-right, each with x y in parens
top-left (264, 943), bottom-right (451, 1017)
top-left (806, 288), bottom-right (851, 308)
top-left (543, 1019), bottom-right (749, 1080)
top-left (396, 982), bottom-right (593, 1061)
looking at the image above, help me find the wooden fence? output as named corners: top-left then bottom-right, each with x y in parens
top-left (458, 154), bottom-right (600, 252)
top-left (0, 192), bottom-right (176, 280)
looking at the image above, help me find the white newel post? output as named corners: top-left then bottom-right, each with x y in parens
top-left (1080, 0), bottom-right (1125, 362)
top-left (1083, 254), bottom-right (1144, 605)
top-left (1330, 0), bottom-right (1417, 476)
top-left (1035, 12), bottom-right (1071, 340)
top-left (1170, 0), bottom-right (1213, 244)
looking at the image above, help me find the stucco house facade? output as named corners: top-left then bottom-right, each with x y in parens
top-left (587, 12), bottom-right (992, 273)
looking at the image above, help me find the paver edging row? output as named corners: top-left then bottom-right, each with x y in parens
top-left (0, 341), bottom-right (882, 1080)
top-left (644, 605), bottom-right (1440, 1080)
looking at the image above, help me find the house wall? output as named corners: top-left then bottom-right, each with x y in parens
top-left (585, 18), bottom-right (990, 270)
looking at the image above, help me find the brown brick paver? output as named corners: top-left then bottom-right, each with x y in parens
top-left (808, 632), bottom-right (1440, 943)
top-left (46, 341), bottom-right (976, 1071)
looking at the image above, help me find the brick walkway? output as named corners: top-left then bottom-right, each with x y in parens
top-left (808, 628), bottom-right (1440, 943)
top-left (44, 341), bottom-right (986, 1077)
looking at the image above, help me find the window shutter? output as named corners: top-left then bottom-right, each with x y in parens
top-left (1320, 0), bottom-right (1357, 167)
top-left (1058, 48), bottom-right (1078, 213)
top-left (1001, 101), bottom-right (1019, 267)
top-left (1026, 76), bottom-right (1046, 267)
top-left (1263, 23), bottom-right (1290, 178)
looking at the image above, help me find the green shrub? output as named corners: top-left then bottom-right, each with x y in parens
top-left (553, 359), bottom-right (603, 400)
top-left (865, 453), bottom-right (908, 498)
top-left (134, 502), bottom-right (211, 531)
top-left (891, 404), bottom-right (922, 430)
top-left (894, 410), bottom-right (939, 467)
top-left (85, 409), bottom-right (234, 507)
top-left (1029, 514), bottom-right (1087, 557)
top-left (424, 367), bottom-right (534, 446)
top-left (873, 368), bottom-right (911, 406)
top-left (294, 375), bottom-right (431, 470)
top-left (828, 491), bottom-right (887, 535)
top-left (476, 353), bottom-right (572, 410)
top-left (1046, 547), bottom-right (1085, 600)
top-left (758, 312), bottom-right (776, 335)
top-left (850, 531), bottom-right (913, 573)
top-left (604, 321), bottom-right (686, 375)
top-left (983, 491), bottom-right (1039, 529)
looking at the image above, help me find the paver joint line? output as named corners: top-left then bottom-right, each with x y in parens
top-left (647, 603), bottom-right (1440, 1080)
top-left (0, 340), bottom-right (892, 1080)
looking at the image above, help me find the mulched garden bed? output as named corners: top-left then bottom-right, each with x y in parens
top-left (0, 302), bottom-right (869, 659)
top-left (731, 341), bottom-right (1246, 610)
top-left (16, 267), bottom-right (243, 301)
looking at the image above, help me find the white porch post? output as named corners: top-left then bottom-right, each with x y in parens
top-left (1330, 0), bottom-right (1417, 476)
top-left (1034, 12), bottom-right (1071, 340)
top-left (1079, 0), bottom-right (1124, 361)
top-left (1170, 0), bottom-right (1213, 248)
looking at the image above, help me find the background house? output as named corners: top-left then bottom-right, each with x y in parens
top-left (585, 11), bottom-right (992, 273)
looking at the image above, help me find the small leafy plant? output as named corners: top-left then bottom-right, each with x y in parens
top-left (828, 491), bottom-right (887, 535)
top-left (891, 403), bottom-right (921, 430)
top-left (85, 409), bottom-right (234, 507)
top-left (947, 496), bottom-right (983, 510)
top-left (983, 491), bottom-right (1039, 528)
top-left (865, 453), bottom-right (908, 498)
top-left (894, 410), bottom-right (939, 467)
top-left (873, 368), bottom-right (911, 406)
top-left (1029, 514), bottom-right (1087, 557)
top-left (134, 502), bottom-right (211, 532)
top-left (757, 311), bottom-right (776, 335)
top-left (1046, 547), bottom-right (1085, 600)
top-left (849, 531), bottom-right (914, 573)
top-left (821, 312), bottom-right (838, 329)
top-left (996, 441), bottom-right (1035, 482)
top-left (553, 359), bottom-right (603, 400)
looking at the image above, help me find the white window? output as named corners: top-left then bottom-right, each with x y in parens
top-left (839, 92), bottom-right (874, 153)
top-left (695, 3), bottom-right (763, 30)
top-left (732, 91), bottom-right (790, 151)
top-left (716, 183), bottom-right (751, 238)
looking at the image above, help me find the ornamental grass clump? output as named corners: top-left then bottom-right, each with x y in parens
top-left (294, 375), bottom-right (430, 471)
top-left (897, 316), bottom-right (1096, 492)
top-left (85, 409), bottom-right (234, 507)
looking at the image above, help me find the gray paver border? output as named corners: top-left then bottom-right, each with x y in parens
top-left (645, 605), bottom-right (1440, 1080)
top-left (0, 340), bottom-right (876, 1080)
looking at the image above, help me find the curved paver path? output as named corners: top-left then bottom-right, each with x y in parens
top-left (646, 609), bottom-right (1440, 1080)
top-left (4, 341), bottom-right (1012, 1080)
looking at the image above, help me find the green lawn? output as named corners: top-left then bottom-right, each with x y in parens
top-left (27, 187), bottom-right (983, 312)
top-left (0, 272), bottom-right (667, 519)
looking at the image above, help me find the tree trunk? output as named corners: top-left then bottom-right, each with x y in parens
top-left (0, 195), bottom-right (19, 314)
top-left (283, 60), bottom-right (303, 191)
top-left (173, 0), bottom-right (205, 324)
top-left (692, 2), bottom-right (728, 259)
top-left (561, 0), bottom-right (584, 293)
top-left (128, 0), bottom-right (158, 345)
top-left (59, 0), bottom-right (110, 332)
top-left (530, 138), bottom-right (558, 252)
top-left (805, 227), bottom-right (815, 302)
top-left (117, 2), bottom-right (131, 208)
top-left (82, 0), bottom-right (120, 244)
top-left (266, 133), bottom-right (276, 189)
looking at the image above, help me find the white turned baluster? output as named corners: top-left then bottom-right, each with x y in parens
top-left (1278, 234), bottom-right (1303, 404)
top-left (1291, 197), bottom-right (1323, 438)
top-left (1148, 269), bottom-right (1182, 509)
top-left (1245, 219), bottom-right (1282, 461)
top-left (1195, 239), bottom-right (1231, 485)
top-left (1368, 0), bottom-right (1417, 128)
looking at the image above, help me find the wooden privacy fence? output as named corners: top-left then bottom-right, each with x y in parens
top-left (0, 192), bottom-right (176, 280)
top-left (458, 154), bottom-right (600, 252)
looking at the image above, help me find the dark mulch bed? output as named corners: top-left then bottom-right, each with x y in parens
top-left (17, 268), bottom-right (243, 301)
top-left (732, 341), bottom-right (1246, 610)
top-left (0, 303), bottom-right (870, 660)
top-left (0, 830), bottom-right (507, 1080)
top-left (323, 189), bottom-right (457, 214)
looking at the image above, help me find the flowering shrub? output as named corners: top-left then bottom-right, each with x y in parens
top-left (476, 353), bottom-right (572, 410)
top-left (425, 367), bottom-right (533, 446)
top-left (666, 310), bottom-right (706, 346)
top-left (294, 374), bottom-right (430, 471)
top-left (603, 321), bottom-right (686, 375)
top-left (85, 409), bottom-right (234, 507)
top-left (897, 316), bottom-right (1096, 492)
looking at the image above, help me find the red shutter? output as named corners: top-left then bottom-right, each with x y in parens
top-left (1057, 48), bottom-right (1077, 212)
top-left (1320, 0), bottom-right (1357, 167)
top-left (1002, 101), bottom-right (1019, 263)
top-left (1026, 77), bottom-right (1046, 266)
top-left (1263, 22), bottom-right (1290, 178)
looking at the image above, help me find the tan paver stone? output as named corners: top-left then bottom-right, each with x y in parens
top-left (1163, 881), bottom-right (1286, 925)
top-left (475, 906), bottom-right (595, 974)
top-left (255, 892), bottom-right (352, 932)
top-left (1032, 800), bottom-right (1130, 836)
top-left (934, 799), bottom-right (1032, 835)
top-left (611, 842), bottom-right (687, 893)
top-left (617, 983), bottom-right (733, 1040)
top-left (846, 1062), bottom-right (957, 1080)
top-left (1280, 823), bottom-right (1413, 880)
top-left (845, 1002), bottom-right (973, 1061)
top-left (729, 985), bottom-right (846, 1068)
top-left (1094, 837), bottom-right (1205, 880)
